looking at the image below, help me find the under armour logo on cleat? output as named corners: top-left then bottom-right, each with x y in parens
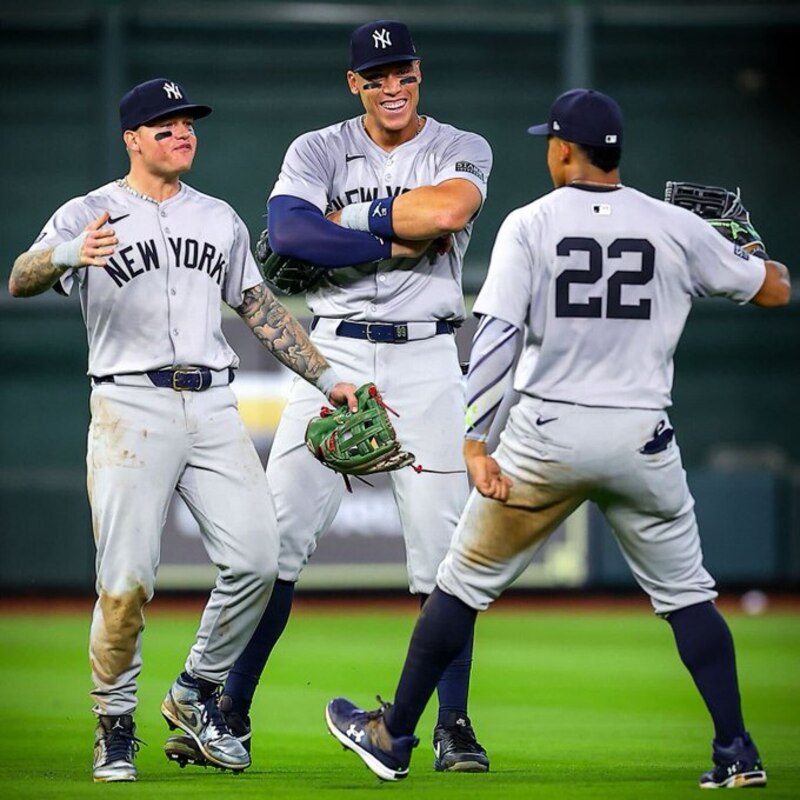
top-left (346, 724), bottom-right (365, 743)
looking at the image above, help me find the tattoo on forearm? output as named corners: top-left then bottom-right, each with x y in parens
top-left (236, 283), bottom-right (329, 383)
top-left (10, 249), bottom-right (63, 297)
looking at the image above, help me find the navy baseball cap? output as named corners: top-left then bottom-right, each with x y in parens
top-left (119, 78), bottom-right (212, 132)
top-left (350, 20), bottom-right (419, 73)
top-left (527, 88), bottom-right (623, 147)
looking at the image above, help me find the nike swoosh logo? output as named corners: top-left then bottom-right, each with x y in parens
top-left (434, 742), bottom-right (442, 758)
top-left (108, 214), bottom-right (130, 224)
top-left (536, 416), bottom-right (558, 425)
top-left (345, 154), bottom-right (366, 162)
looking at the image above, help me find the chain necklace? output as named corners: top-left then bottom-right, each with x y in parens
top-left (361, 114), bottom-right (424, 140)
top-left (568, 179), bottom-right (623, 189)
top-left (115, 177), bottom-right (159, 204)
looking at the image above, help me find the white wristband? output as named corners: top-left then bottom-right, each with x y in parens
top-left (52, 231), bottom-right (88, 269)
top-left (315, 366), bottom-right (343, 399)
top-left (339, 202), bottom-right (371, 232)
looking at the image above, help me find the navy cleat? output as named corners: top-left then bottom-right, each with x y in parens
top-left (432, 711), bottom-right (489, 772)
top-left (699, 733), bottom-right (767, 789)
top-left (325, 696), bottom-right (419, 781)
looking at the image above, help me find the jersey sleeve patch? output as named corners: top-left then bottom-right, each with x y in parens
top-left (455, 161), bottom-right (486, 183)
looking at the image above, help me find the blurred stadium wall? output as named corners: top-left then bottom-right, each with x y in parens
top-left (1, 0), bottom-right (798, 593)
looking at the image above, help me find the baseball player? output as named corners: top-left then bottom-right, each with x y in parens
top-left (205, 19), bottom-right (493, 772)
top-left (8, 77), bottom-right (357, 783)
top-left (324, 88), bottom-right (791, 786)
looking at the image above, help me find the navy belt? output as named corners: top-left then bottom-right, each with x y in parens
top-left (319, 319), bottom-right (455, 343)
top-left (92, 367), bottom-right (234, 392)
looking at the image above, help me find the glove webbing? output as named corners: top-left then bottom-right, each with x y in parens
top-left (317, 388), bottom-right (465, 493)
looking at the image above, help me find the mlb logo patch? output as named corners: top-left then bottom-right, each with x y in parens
top-left (592, 204), bottom-right (612, 215)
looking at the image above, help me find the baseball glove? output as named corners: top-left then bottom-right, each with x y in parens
top-left (305, 383), bottom-right (415, 478)
top-left (255, 227), bottom-right (323, 295)
top-left (664, 181), bottom-right (768, 258)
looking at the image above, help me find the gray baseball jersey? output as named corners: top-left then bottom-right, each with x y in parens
top-left (28, 178), bottom-right (278, 715)
top-left (29, 179), bottom-right (262, 376)
top-left (438, 184), bottom-right (767, 615)
top-left (474, 186), bottom-right (765, 408)
top-left (266, 114), bottom-right (492, 592)
top-left (270, 115), bottom-right (492, 321)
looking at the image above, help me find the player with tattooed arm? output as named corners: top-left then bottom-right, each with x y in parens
top-left (8, 77), bottom-right (357, 782)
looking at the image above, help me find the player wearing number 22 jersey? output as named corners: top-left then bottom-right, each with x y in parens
top-left (324, 88), bottom-right (791, 787)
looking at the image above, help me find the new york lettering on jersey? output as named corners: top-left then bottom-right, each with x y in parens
top-left (102, 236), bottom-right (227, 288)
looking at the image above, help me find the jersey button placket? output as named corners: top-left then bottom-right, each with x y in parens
top-left (161, 206), bottom-right (178, 350)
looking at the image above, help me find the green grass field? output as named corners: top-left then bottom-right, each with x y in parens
top-left (1, 597), bottom-right (798, 799)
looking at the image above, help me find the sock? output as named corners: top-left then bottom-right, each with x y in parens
top-left (385, 588), bottom-right (478, 736)
top-left (667, 601), bottom-right (745, 746)
top-left (417, 593), bottom-right (475, 725)
top-left (223, 578), bottom-right (296, 716)
top-left (179, 671), bottom-right (217, 700)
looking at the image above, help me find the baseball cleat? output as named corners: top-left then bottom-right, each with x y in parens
top-left (164, 734), bottom-right (210, 768)
top-left (219, 693), bottom-right (252, 754)
top-left (699, 732), bottom-right (767, 789)
top-left (325, 696), bottom-right (419, 781)
top-left (161, 675), bottom-right (250, 771)
top-left (163, 694), bottom-right (252, 769)
top-left (92, 714), bottom-right (141, 782)
top-left (432, 711), bottom-right (489, 772)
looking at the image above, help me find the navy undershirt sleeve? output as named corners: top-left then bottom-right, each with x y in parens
top-left (267, 195), bottom-right (391, 267)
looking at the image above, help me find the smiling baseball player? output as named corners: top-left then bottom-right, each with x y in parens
top-left (324, 88), bottom-right (791, 787)
top-left (8, 77), bottom-right (356, 782)
top-left (190, 19), bottom-right (493, 773)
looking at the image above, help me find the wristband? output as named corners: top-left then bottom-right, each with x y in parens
top-left (315, 366), bottom-right (343, 399)
top-left (338, 197), bottom-right (396, 240)
top-left (52, 231), bottom-right (88, 269)
top-left (367, 197), bottom-right (395, 239)
top-left (339, 202), bottom-right (371, 232)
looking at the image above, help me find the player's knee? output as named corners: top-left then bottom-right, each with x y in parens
top-left (246, 550), bottom-right (279, 588)
top-left (226, 539), bottom-right (278, 589)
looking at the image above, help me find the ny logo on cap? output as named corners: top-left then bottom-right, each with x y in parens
top-left (163, 81), bottom-right (183, 100)
top-left (372, 28), bottom-right (392, 49)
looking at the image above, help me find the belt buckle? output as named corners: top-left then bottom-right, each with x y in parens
top-left (172, 367), bottom-right (204, 391)
top-left (365, 323), bottom-right (383, 343)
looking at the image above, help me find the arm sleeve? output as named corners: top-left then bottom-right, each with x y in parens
top-left (464, 314), bottom-right (520, 442)
top-left (268, 195), bottom-right (391, 267)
